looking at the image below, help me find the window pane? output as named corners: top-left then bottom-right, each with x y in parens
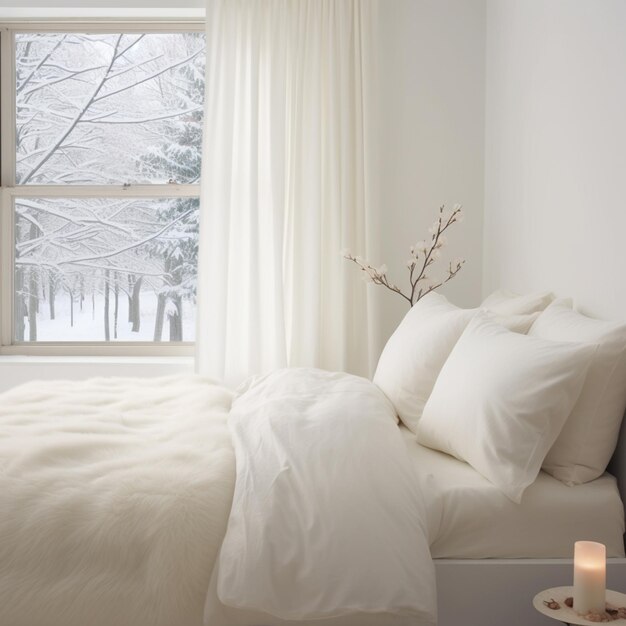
top-left (16, 32), bottom-right (205, 185)
top-left (14, 197), bottom-right (198, 342)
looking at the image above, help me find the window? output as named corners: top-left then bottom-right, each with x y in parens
top-left (0, 24), bottom-right (205, 354)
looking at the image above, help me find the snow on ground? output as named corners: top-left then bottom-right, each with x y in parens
top-left (27, 291), bottom-right (196, 342)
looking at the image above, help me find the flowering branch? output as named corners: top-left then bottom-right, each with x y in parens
top-left (343, 204), bottom-right (466, 307)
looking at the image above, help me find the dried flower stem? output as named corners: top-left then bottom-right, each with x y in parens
top-left (343, 204), bottom-right (465, 307)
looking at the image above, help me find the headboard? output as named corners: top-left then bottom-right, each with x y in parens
top-left (608, 410), bottom-right (626, 522)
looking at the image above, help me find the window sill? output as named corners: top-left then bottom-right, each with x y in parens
top-left (0, 355), bottom-right (195, 393)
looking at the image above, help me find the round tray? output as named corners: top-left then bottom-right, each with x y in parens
top-left (533, 586), bottom-right (626, 625)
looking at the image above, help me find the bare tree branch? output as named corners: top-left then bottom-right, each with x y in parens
top-left (20, 34), bottom-right (124, 184)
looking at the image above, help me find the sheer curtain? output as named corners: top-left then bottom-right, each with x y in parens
top-left (196, 0), bottom-right (379, 386)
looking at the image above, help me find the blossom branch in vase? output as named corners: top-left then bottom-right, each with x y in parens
top-left (343, 204), bottom-right (466, 307)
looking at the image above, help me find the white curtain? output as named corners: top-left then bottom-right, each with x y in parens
top-left (196, 0), bottom-right (379, 386)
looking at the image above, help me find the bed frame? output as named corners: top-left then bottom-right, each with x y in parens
top-left (436, 414), bottom-right (626, 625)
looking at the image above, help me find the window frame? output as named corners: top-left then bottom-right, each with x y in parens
top-left (0, 20), bottom-right (205, 356)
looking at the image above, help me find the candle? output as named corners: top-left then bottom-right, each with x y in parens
top-left (573, 541), bottom-right (606, 615)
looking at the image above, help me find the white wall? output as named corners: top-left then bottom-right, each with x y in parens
top-left (484, 0), bottom-right (626, 321)
top-left (0, 358), bottom-right (193, 393)
top-left (377, 0), bottom-right (486, 342)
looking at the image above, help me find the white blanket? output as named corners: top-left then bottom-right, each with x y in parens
top-left (206, 368), bottom-right (436, 625)
top-left (0, 376), bottom-right (235, 626)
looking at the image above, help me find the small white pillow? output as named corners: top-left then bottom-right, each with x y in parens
top-left (482, 289), bottom-right (554, 316)
top-left (416, 314), bottom-right (596, 503)
top-left (530, 299), bottom-right (626, 484)
top-left (373, 293), bottom-right (542, 433)
top-left (490, 311), bottom-right (540, 334)
top-left (373, 294), bottom-right (475, 433)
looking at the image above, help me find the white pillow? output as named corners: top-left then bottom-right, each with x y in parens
top-left (416, 314), bottom-right (596, 503)
top-left (373, 294), bottom-right (475, 433)
top-left (482, 289), bottom-right (554, 316)
top-left (530, 299), bottom-right (626, 484)
top-left (373, 293), bottom-right (542, 433)
top-left (490, 311), bottom-right (540, 334)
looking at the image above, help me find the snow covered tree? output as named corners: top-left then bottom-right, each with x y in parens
top-left (140, 33), bottom-right (204, 342)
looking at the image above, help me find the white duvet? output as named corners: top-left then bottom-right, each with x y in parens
top-left (0, 371), bottom-right (436, 626)
top-left (207, 369), bottom-right (436, 625)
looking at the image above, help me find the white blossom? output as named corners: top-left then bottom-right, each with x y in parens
top-left (415, 240), bottom-right (428, 254)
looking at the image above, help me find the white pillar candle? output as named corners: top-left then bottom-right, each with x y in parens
top-left (573, 541), bottom-right (606, 615)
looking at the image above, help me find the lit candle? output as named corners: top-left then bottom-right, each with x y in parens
top-left (573, 541), bottom-right (606, 615)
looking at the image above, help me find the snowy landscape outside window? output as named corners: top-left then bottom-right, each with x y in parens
top-left (0, 26), bottom-right (205, 352)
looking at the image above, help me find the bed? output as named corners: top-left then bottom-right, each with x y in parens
top-left (0, 372), bottom-right (438, 626)
top-left (0, 372), bottom-right (624, 626)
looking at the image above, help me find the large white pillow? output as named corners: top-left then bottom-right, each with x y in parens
top-left (482, 289), bottom-right (554, 316)
top-left (416, 314), bottom-right (596, 503)
top-left (530, 299), bottom-right (626, 485)
top-left (373, 293), bottom-right (542, 433)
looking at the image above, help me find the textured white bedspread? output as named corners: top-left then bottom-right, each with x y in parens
top-left (0, 376), bottom-right (235, 626)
